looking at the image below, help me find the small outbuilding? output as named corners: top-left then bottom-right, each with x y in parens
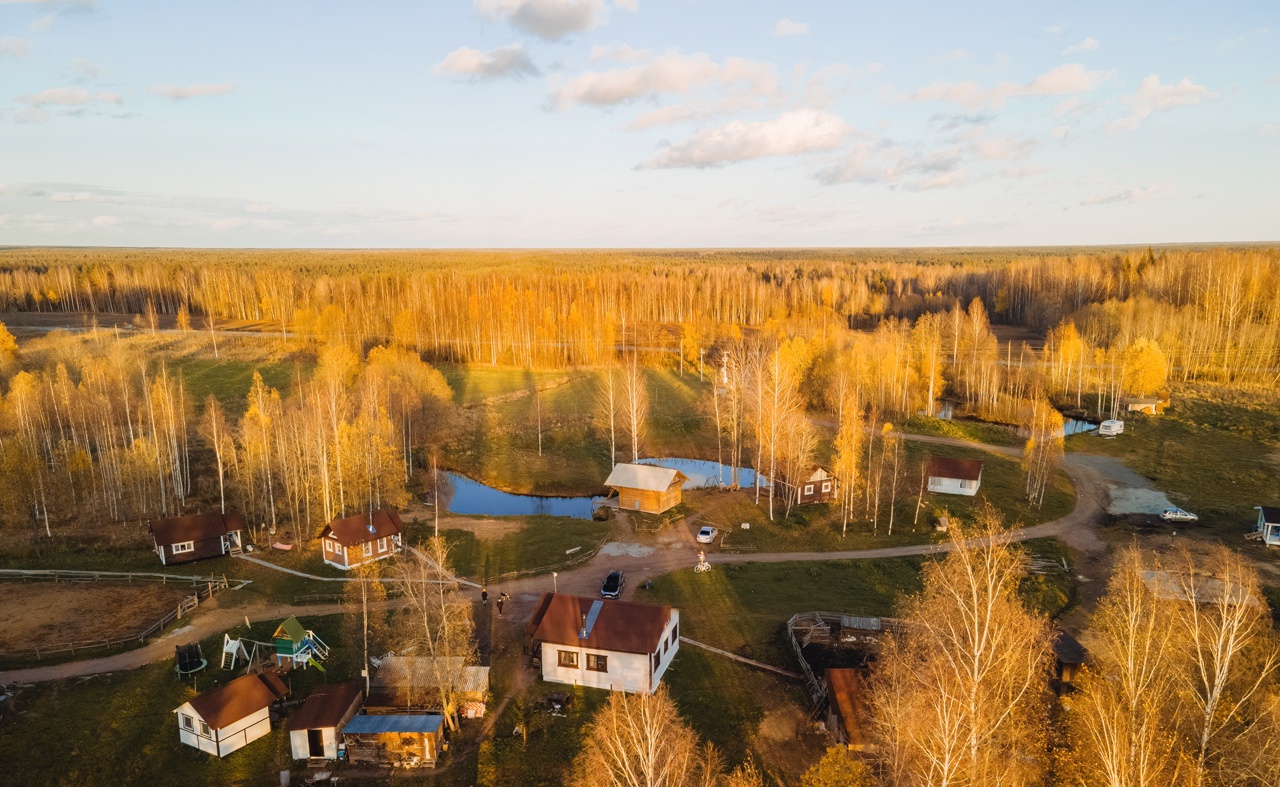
top-left (151, 511), bottom-right (244, 565)
top-left (1052, 629), bottom-right (1087, 686)
top-left (288, 682), bottom-right (364, 761)
top-left (604, 463), bottom-right (689, 515)
top-left (273, 616), bottom-right (330, 669)
top-left (342, 713), bottom-right (446, 768)
top-left (823, 668), bottom-right (870, 751)
top-left (319, 508), bottom-right (404, 570)
top-left (527, 592), bottom-right (680, 694)
top-left (174, 672), bottom-right (289, 758)
top-left (777, 466), bottom-right (834, 506)
top-left (926, 456), bottom-right (984, 497)
top-left (1255, 506), bottom-right (1280, 547)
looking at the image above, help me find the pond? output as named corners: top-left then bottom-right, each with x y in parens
top-left (636, 457), bottom-right (766, 489)
top-left (1062, 417), bottom-right (1097, 436)
top-left (441, 472), bottom-right (601, 520)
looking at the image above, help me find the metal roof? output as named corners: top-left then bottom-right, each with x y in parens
top-left (603, 463), bottom-right (687, 492)
top-left (926, 456), bottom-right (984, 482)
top-left (151, 511), bottom-right (243, 546)
top-left (320, 508), bottom-right (404, 547)
top-left (343, 714), bottom-right (444, 735)
top-left (528, 593), bottom-right (674, 654)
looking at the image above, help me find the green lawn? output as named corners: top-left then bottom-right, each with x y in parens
top-left (167, 357), bottom-right (308, 416)
top-left (1065, 388), bottom-right (1280, 539)
top-left (442, 518), bottom-right (611, 581)
top-left (904, 414), bottom-right (1023, 447)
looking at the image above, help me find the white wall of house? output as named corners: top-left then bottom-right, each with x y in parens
top-left (176, 703), bottom-right (272, 758)
top-left (321, 535), bottom-right (401, 570)
top-left (1258, 511), bottom-right (1280, 547)
top-left (927, 476), bottom-right (980, 496)
top-left (289, 727), bottom-right (338, 760)
top-left (539, 611), bottom-right (680, 694)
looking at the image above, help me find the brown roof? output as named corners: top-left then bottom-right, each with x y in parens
top-left (184, 672), bottom-right (288, 730)
top-left (825, 668), bottom-right (867, 748)
top-left (1260, 506), bottom-right (1280, 525)
top-left (286, 682), bottom-right (363, 731)
top-left (1052, 630), bottom-right (1087, 666)
top-left (527, 593), bottom-right (674, 655)
top-left (151, 511), bottom-right (243, 547)
top-left (927, 456), bottom-right (984, 482)
top-left (320, 508), bottom-right (404, 547)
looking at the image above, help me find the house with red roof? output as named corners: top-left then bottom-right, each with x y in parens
top-left (526, 593), bottom-right (680, 694)
top-left (319, 508), bottom-right (404, 570)
top-left (173, 672), bottom-right (288, 758)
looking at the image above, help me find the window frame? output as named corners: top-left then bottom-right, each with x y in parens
top-left (821, 482), bottom-right (831, 492)
top-left (171, 541), bottom-right (195, 555)
top-left (199, 720), bottom-right (211, 736)
top-left (181, 714), bottom-right (194, 731)
top-left (377, 537), bottom-right (387, 553)
top-left (803, 484), bottom-right (814, 496)
top-left (362, 541), bottom-right (373, 558)
top-left (586, 653), bottom-right (608, 673)
top-left (557, 650), bottom-right (578, 668)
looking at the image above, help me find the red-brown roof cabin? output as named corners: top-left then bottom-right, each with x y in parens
top-left (319, 509), bottom-right (404, 570)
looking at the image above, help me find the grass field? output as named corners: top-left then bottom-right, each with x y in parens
top-left (170, 357), bottom-right (310, 416)
top-left (442, 517), bottom-right (611, 580)
top-left (1066, 387), bottom-right (1280, 540)
top-left (904, 414), bottom-right (1023, 447)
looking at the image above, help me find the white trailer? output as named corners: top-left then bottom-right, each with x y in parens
top-left (1099, 420), bottom-right (1124, 436)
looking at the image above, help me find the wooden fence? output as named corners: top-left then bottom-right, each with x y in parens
top-left (0, 568), bottom-right (234, 586)
top-left (786, 611), bottom-right (905, 706)
top-left (1, 575), bottom-right (230, 661)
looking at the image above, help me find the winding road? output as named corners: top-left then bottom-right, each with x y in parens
top-left (0, 432), bottom-right (1111, 686)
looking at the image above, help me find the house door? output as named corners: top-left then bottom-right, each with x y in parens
top-left (308, 729), bottom-right (325, 758)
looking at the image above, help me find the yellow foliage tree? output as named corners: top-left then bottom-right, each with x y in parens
top-left (1122, 337), bottom-right (1168, 397)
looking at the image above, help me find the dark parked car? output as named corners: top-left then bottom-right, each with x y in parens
top-left (601, 570), bottom-right (625, 599)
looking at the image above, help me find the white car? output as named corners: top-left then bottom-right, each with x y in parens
top-left (1159, 508), bottom-right (1198, 523)
top-left (695, 526), bottom-right (718, 544)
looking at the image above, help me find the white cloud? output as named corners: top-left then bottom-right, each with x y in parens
top-left (212, 218), bottom-right (248, 231)
top-left (51, 191), bottom-right (95, 201)
top-left (909, 170), bottom-right (968, 191)
top-left (474, 0), bottom-right (606, 40)
top-left (1080, 183), bottom-right (1169, 206)
top-left (552, 51), bottom-right (776, 109)
top-left (614, 0), bottom-right (637, 10)
top-left (17, 87), bottom-right (121, 105)
top-left (1061, 36), bottom-right (1099, 55)
top-left (147, 83), bottom-right (235, 100)
top-left (71, 59), bottom-right (100, 79)
top-left (970, 134), bottom-right (1038, 161)
top-left (435, 45), bottom-right (539, 79)
top-left (926, 49), bottom-right (972, 65)
top-left (1259, 123), bottom-right (1278, 137)
top-left (1044, 25), bottom-right (1065, 35)
top-left (638, 109), bottom-right (852, 169)
top-left (0, 36), bottom-right (30, 57)
top-left (773, 18), bottom-right (808, 37)
top-left (31, 13), bottom-right (54, 30)
top-left (0, 0), bottom-right (93, 5)
top-left (244, 203), bottom-right (276, 213)
top-left (896, 63), bottom-right (1110, 109)
top-left (15, 107), bottom-right (48, 123)
top-left (1107, 75), bottom-right (1216, 133)
top-left (1266, 75), bottom-right (1280, 87)
top-left (91, 215), bottom-right (119, 226)
top-left (1219, 36), bottom-right (1245, 51)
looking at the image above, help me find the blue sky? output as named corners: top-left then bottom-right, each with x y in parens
top-left (0, 0), bottom-right (1276, 247)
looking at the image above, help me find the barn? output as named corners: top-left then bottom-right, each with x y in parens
top-left (342, 713), bottom-right (446, 768)
top-left (604, 463), bottom-right (689, 515)
top-left (150, 511), bottom-right (244, 566)
top-left (926, 456), bottom-right (984, 497)
top-left (319, 508), bottom-right (404, 570)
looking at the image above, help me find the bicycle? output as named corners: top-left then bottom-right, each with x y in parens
top-left (694, 561), bottom-right (711, 573)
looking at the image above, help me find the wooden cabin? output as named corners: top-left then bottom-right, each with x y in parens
top-left (604, 463), bottom-right (689, 515)
top-left (526, 592), bottom-right (680, 694)
top-left (287, 682), bottom-right (363, 761)
top-left (824, 668), bottom-right (870, 751)
top-left (1121, 394), bottom-right (1168, 415)
top-left (273, 616), bottom-right (330, 669)
top-left (174, 672), bottom-right (288, 758)
top-left (926, 456), bottom-right (983, 496)
top-left (777, 466), bottom-right (834, 506)
top-left (342, 714), bottom-right (446, 768)
top-left (1052, 629), bottom-right (1086, 687)
top-left (1256, 506), bottom-right (1280, 547)
top-left (150, 511), bottom-right (244, 566)
top-left (318, 508), bottom-right (404, 570)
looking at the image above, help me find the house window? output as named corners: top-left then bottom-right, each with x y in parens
top-left (803, 484), bottom-right (814, 496)
top-left (377, 537), bottom-right (387, 553)
top-left (673, 622), bottom-right (678, 642)
top-left (362, 541), bottom-right (373, 557)
top-left (171, 541), bottom-right (194, 555)
top-left (200, 720), bottom-right (211, 736)
top-left (558, 650), bottom-right (578, 668)
top-left (960, 480), bottom-right (977, 490)
top-left (821, 482), bottom-right (831, 492)
top-left (586, 654), bottom-right (608, 672)
top-left (181, 714), bottom-right (194, 731)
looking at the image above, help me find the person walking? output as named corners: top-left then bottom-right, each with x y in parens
top-left (481, 587), bottom-right (489, 605)
top-left (496, 592), bottom-right (508, 617)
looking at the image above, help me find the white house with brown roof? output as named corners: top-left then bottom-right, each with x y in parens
top-left (527, 593), bottom-right (680, 694)
top-left (1255, 507), bottom-right (1280, 547)
top-left (604, 463), bottom-right (689, 514)
top-left (319, 508), bottom-right (404, 570)
top-left (926, 456), bottom-right (984, 496)
top-left (174, 672), bottom-right (289, 758)
top-left (150, 511), bottom-right (244, 565)
top-left (287, 682), bottom-right (363, 760)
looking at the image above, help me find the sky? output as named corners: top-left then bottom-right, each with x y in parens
top-left (0, 0), bottom-right (1276, 248)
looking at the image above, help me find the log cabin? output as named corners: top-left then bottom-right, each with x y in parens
top-left (776, 466), bottom-right (834, 506)
top-left (318, 508), bottom-right (404, 570)
top-left (150, 511), bottom-right (244, 566)
top-left (604, 463), bottom-right (689, 515)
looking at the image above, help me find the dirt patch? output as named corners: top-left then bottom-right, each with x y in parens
top-left (752, 703), bottom-right (828, 781)
top-left (0, 582), bottom-right (193, 652)
top-left (401, 505), bottom-right (529, 541)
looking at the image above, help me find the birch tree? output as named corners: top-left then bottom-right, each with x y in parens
top-left (619, 351), bottom-right (648, 463)
top-left (571, 685), bottom-right (714, 787)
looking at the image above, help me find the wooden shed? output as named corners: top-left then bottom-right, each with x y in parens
top-left (604, 463), bottom-right (689, 514)
top-left (777, 466), bottom-right (834, 506)
top-left (342, 713), bottom-right (446, 768)
top-left (287, 682), bottom-right (363, 761)
top-left (1052, 629), bottom-right (1086, 686)
top-left (174, 672), bottom-right (288, 758)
